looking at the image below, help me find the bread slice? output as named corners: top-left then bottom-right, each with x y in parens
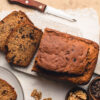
top-left (0, 11), bottom-right (33, 52)
top-left (6, 23), bottom-right (43, 67)
top-left (32, 28), bottom-right (99, 85)
top-left (0, 78), bottom-right (17, 100)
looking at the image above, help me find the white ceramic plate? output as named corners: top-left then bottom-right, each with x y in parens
top-left (0, 66), bottom-right (24, 100)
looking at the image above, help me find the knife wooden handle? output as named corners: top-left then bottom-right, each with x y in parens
top-left (9, 0), bottom-right (47, 12)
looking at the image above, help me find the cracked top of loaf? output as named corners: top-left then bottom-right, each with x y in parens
top-left (35, 28), bottom-right (99, 76)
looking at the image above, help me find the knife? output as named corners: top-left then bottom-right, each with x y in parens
top-left (8, 0), bottom-right (77, 22)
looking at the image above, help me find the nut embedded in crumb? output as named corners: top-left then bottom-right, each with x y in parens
top-left (43, 98), bottom-right (52, 100)
top-left (31, 89), bottom-right (42, 100)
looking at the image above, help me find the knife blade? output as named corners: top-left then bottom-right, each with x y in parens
top-left (9, 0), bottom-right (77, 22)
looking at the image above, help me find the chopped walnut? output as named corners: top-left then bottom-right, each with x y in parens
top-left (31, 89), bottom-right (52, 100)
top-left (31, 89), bottom-right (42, 100)
top-left (68, 90), bottom-right (87, 100)
top-left (75, 90), bottom-right (87, 100)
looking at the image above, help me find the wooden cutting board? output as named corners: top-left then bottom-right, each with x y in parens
top-left (0, 0), bottom-right (100, 22)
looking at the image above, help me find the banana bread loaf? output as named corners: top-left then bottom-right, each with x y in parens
top-left (32, 28), bottom-right (99, 85)
top-left (0, 78), bottom-right (17, 100)
top-left (6, 24), bottom-right (43, 67)
top-left (0, 11), bottom-right (33, 52)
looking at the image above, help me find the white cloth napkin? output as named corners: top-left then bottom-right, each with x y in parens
top-left (0, 8), bottom-right (99, 100)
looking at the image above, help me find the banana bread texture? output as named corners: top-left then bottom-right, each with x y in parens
top-left (0, 78), bottom-right (17, 100)
top-left (6, 24), bottom-right (43, 67)
top-left (0, 11), bottom-right (33, 52)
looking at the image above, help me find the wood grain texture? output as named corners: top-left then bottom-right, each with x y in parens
top-left (9, 0), bottom-right (46, 12)
top-left (0, 0), bottom-right (100, 22)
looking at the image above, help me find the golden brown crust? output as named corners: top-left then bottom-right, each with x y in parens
top-left (0, 78), bottom-right (17, 100)
top-left (32, 28), bottom-right (99, 85)
top-left (45, 28), bottom-right (99, 48)
top-left (32, 55), bottom-right (98, 85)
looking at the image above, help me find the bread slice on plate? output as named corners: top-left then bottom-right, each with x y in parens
top-left (0, 78), bottom-right (17, 100)
top-left (0, 11), bottom-right (33, 52)
top-left (6, 23), bottom-right (43, 67)
top-left (32, 28), bottom-right (99, 85)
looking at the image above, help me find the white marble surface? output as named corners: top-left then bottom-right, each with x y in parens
top-left (0, 8), bottom-right (100, 100)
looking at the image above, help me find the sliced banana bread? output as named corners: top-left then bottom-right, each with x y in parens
top-left (6, 24), bottom-right (43, 67)
top-left (0, 78), bottom-right (17, 100)
top-left (0, 11), bottom-right (33, 52)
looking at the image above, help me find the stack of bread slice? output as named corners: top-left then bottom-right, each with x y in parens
top-left (0, 11), bottom-right (43, 67)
